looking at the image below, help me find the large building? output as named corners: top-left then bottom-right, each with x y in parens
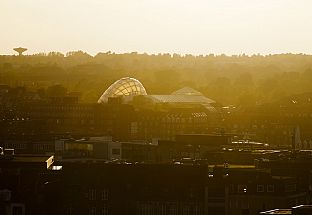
top-left (97, 77), bottom-right (221, 141)
top-left (98, 77), bottom-right (217, 111)
top-left (0, 150), bottom-right (55, 215)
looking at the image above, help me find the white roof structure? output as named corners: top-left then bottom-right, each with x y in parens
top-left (98, 79), bottom-right (217, 112)
top-left (149, 86), bottom-right (215, 104)
top-left (148, 87), bottom-right (217, 111)
top-left (98, 77), bottom-right (147, 103)
top-left (149, 95), bottom-right (215, 104)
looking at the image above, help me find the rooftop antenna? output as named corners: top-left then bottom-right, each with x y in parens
top-left (13, 47), bottom-right (27, 56)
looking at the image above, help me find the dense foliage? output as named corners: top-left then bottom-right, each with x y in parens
top-left (1, 51), bottom-right (312, 105)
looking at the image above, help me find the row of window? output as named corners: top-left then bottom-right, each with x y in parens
top-left (231, 184), bottom-right (275, 193)
top-left (285, 184), bottom-right (296, 192)
top-left (32, 106), bottom-right (93, 111)
top-left (228, 199), bottom-right (275, 211)
top-left (137, 201), bottom-right (201, 215)
top-left (3, 143), bottom-right (27, 149)
top-left (256, 184), bottom-right (296, 193)
top-left (87, 189), bottom-right (109, 201)
top-left (88, 206), bottom-right (109, 215)
top-left (285, 113), bottom-right (312, 118)
top-left (256, 185), bottom-right (274, 193)
top-left (33, 144), bottom-right (54, 152)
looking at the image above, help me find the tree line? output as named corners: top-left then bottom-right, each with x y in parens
top-left (1, 51), bottom-right (312, 105)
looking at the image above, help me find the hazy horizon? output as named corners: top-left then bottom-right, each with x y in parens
top-left (1, 0), bottom-right (312, 56)
top-left (3, 50), bottom-right (312, 57)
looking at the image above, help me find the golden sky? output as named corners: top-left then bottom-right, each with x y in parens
top-left (1, 0), bottom-right (312, 55)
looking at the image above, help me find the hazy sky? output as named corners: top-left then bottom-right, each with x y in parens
top-left (1, 0), bottom-right (312, 55)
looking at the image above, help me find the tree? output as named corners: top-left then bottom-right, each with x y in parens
top-left (46, 84), bottom-right (67, 97)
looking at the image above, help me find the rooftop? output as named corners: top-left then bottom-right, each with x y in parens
top-left (260, 205), bottom-right (312, 214)
top-left (149, 94), bottom-right (215, 104)
top-left (171, 87), bottom-right (203, 96)
top-left (0, 154), bottom-right (54, 169)
top-left (209, 164), bottom-right (256, 169)
top-left (260, 209), bottom-right (291, 214)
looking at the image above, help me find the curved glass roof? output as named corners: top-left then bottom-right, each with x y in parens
top-left (98, 77), bottom-right (147, 103)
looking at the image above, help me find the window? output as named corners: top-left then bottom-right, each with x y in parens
top-left (168, 203), bottom-right (177, 215)
top-left (11, 204), bottom-right (25, 215)
top-left (257, 185), bottom-right (265, 192)
top-left (229, 184), bottom-right (235, 193)
top-left (112, 148), bottom-right (120, 155)
top-left (101, 189), bottom-right (109, 201)
top-left (101, 206), bottom-right (109, 215)
top-left (67, 207), bottom-right (73, 215)
top-left (267, 185), bottom-right (275, 192)
top-left (89, 207), bottom-right (96, 215)
top-left (12, 206), bottom-right (24, 215)
top-left (285, 184), bottom-right (296, 192)
top-left (88, 188), bottom-right (96, 201)
top-left (182, 205), bottom-right (191, 215)
top-left (238, 184), bottom-right (247, 193)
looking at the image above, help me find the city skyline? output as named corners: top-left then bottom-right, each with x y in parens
top-left (2, 1), bottom-right (312, 214)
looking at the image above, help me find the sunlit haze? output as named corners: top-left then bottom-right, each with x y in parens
top-left (1, 0), bottom-right (312, 55)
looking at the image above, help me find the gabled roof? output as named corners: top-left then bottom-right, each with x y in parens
top-left (171, 87), bottom-right (203, 96)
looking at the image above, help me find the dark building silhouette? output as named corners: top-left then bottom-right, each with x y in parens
top-left (260, 205), bottom-right (312, 215)
top-left (0, 150), bottom-right (55, 215)
top-left (1, 147), bottom-right (312, 215)
top-left (62, 163), bottom-right (207, 215)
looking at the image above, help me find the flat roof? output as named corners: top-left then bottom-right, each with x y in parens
top-left (292, 204), bottom-right (312, 209)
top-left (0, 154), bottom-right (52, 163)
top-left (261, 205), bottom-right (312, 214)
top-left (0, 154), bottom-right (54, 169)
top-left (260, 209), bottom-right (291, 214)
top-left (208, 164), bottom-right (256, 169)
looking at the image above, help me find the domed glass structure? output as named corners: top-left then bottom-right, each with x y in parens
top-left (98, 77), bottom-right (147, 103)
